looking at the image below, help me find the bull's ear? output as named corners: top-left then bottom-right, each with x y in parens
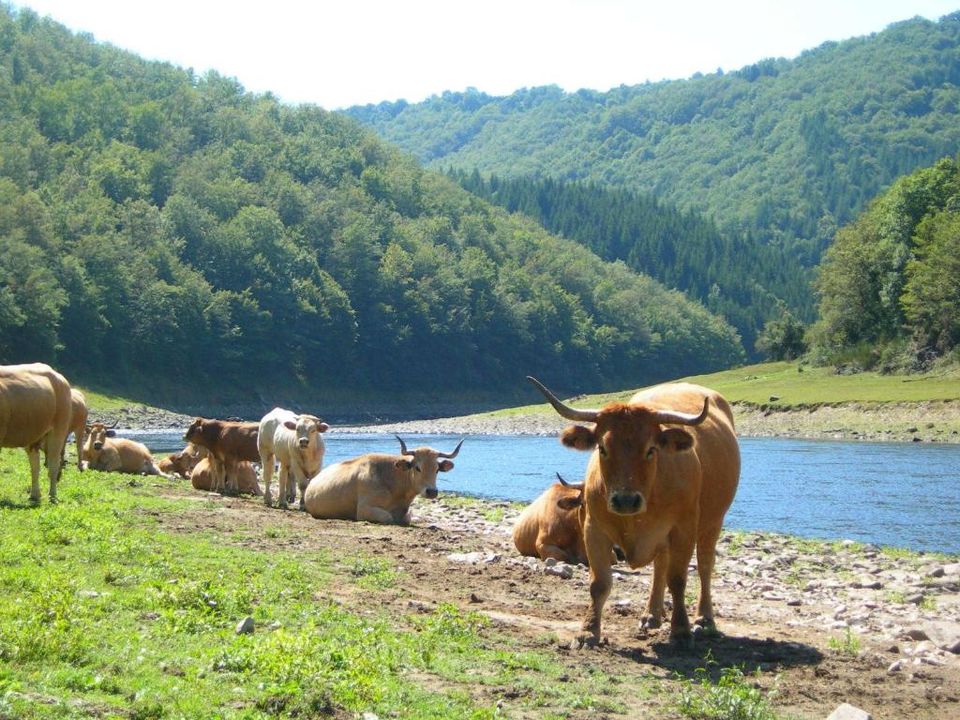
top-left (657, 428), bottom-right (695, 452)
top-left (395, 459), bottom-right (413, 470)
top-left (283, 420), bottom-right (297, 430)
top-left (318, 422), bottom-right (330, 433)
top-left (560, 425), bottom-right (597, 451)
top-left (105, 429), bottom-right (117, 438)
top-left (557, 495), bottom-right (582, 510)
top-left (438, 460), bottom-right (454, 472)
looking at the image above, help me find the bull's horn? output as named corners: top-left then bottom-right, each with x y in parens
top-left (438, 438), bottom-right (464, 459)
top-left (526, 376), bottom-right (599, 423)
top-left (556, 472), bottom-right (584, 489)
top-left (650, 397), bottom-right (710, 426)
top-left (395, 435), bottom-right (414, 456)
top-left (105, 417), bottom-right (120, 429)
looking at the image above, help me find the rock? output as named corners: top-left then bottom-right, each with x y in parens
top-left (887, 659), bottom-right (904, 673)
top-left (923, 621), bottom-right (960, 654)
top-left (827, 702), bottom-right (872, 720)
top-left (236, 617), bottom-right (255, 635)
top-left (546, 563), bottom-right (574, 579)
top-left (904, 628), bottom-right (929, 641)
top-left (447, 551), bottom-right (486, 564)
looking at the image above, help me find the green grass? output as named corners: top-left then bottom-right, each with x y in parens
top-left (677, 664), bottom-right (779, 720)
top-left (827, 628), bottom-right (861, 657)
top-left (0, 454), bottom-right (632, 719)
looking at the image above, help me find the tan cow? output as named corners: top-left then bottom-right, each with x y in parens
top-left (83, 422), bottom-right (166, 475)
top-left (190, 456), bottom-right (261, 495)
top-left (0, 363), bottom-right (72, 502)
top-left (157, 443), bottom-right (208, 479)
top-left (61, 388), bottom-right (89, 471)
top-left (258, 407), bottom-right (329, 510)
top-left (513, 474), bottom-right (587, 565)
top-left (528, 376), bottom-right (740, 648)
top-left (304, 436), bottom-right (463, 524)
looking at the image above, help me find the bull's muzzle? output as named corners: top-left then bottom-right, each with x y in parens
top-left (93, 441), bottom-right (104, 450)
top-left (609, 491), bottom-right (644, 515)
top-left (424, 487), bottom-right (438, 500)
top-left (298, 438), bottom-right (309, 448)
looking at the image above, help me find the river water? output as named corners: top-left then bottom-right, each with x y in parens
top-left (127, 430), bottom-right (960, 554)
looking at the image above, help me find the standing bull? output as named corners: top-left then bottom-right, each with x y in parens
top-left (304, 436), bottom-right (463, 525)
top-left (0, 363), bottom-right (72, 502)
top-left (258, 407), bottom-right (329, 510)
top-left (512, 474), bottom-right (587, 565)
top-left (83, 422), bottom-right (166, 475)
top-left (528, 376), bottom-right (740, 648)
top-left (183, 418), bottom-right (259, 495)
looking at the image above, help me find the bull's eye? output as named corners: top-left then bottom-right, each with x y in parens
top-left (646, 447), bottom-right (656, 460)
top-left (598, 444), bottom-right (607, 457)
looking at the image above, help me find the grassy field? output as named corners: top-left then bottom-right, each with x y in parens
top-left (0, 455), bottom-right (631, 720)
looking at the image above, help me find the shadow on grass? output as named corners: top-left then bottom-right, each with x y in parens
top-left (614, 632), bottom-right (824, 680)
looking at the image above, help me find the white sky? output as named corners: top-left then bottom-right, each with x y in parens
top-left (14, 1), bottom-right (960, 110)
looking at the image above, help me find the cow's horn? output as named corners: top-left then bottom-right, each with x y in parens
top-left (438, 438), bottom-right (464, 459)
top-left (395, 435), bottom-right (414, 456)
top-left (526, 376), bottom-right (599, 423)
top-left (556, 472), bottom-right (584, 489)
top-left (650, 397), bottom-right (710, 426)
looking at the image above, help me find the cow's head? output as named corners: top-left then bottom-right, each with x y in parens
top-left (555, 473), bottom-right (585, 511)
top-left (282, 414), bottom-right (330, 449)
top-left (85, 420), bottom-right (118, 451)
top-left (528, 376), bottom-right (707, 516)
top-left (394, 435), bottom-right (463, 500)
top-left (183, 418), bottom-right (205, 444)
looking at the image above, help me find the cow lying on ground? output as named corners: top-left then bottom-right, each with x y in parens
top-left (528, 376), bottom-right (740, 648)
top-left (83, 422), bottom-right (166, 475)
top-left (158, 443), bottom-right (207, 479)
top-left (190, 457), bottom-right (261, 495)
top-left (258, 407), bottom-right (329, 510)
top-left (304, 436), bottom-right (463, 525)
top-left (0, 362), bottom-right (72, 502)
top-left (183, 418), bottom-right (259, 494)
top-left (513, 474), bottom-right (587, 565)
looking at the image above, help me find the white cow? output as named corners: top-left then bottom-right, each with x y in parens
top-left (258, 407), bottom-right (329, 510)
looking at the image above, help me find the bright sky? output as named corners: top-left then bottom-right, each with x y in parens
top-left (15, 1), bottom-right (960, 110)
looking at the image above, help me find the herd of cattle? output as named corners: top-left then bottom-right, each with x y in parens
top-left (1, 361), bottom-right (740, 647)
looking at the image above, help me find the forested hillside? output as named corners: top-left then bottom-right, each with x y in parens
top-left (810, 154), bottom-right (960, 371)
top-left (451, 171), bottom-right (808, 351)
top-left (0, 5), bottom-right (743, 409)
top-left (348, 14), bottom-right (960, 269)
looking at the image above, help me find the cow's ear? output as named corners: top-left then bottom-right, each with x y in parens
top-left (557, 495), bottom-right (582, 510)
top-left (105, 429), bottom-right (117, 438)
top-left (657, 428), bottom-right (694, 452)
top-left (438, 460), bottom-right (454, 472)
top-left (318, 422), bottom-right (330, 433)
top-left (395, 459), bottom-right (413, 470)
top-left (560, 425), bottom-right (596, 451)
top-left (283, 420), bottom-right (297, 430)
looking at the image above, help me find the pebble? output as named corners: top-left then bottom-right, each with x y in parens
top-left (236, 617), bottom-right (255, 635)
top-left (827, 703), bottom-right (872, 720)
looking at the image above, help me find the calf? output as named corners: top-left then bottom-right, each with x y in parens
top-left (190, 456), bottom-right (261, 496)
top-left (304, 436), bottom-right (462, 525)
top-left (183, 418), bottom-right (259, 494)
top-left (158, 443), bottom-right (208, 479)
top-left (512, 474), bottom-right (587, 565)
top-left (258, 407), bottom-right (329, 510)
top-left (83, 422), bottom-right (165, 475)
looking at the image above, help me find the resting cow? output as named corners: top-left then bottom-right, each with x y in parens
top-left (304, 436), bottom-right (463, 525)
top-left (528, 376), bottom-right (740, 648)
top-left (183, 418), bottom-right (259, 494)
top-left (258, 407), bottom-right (329, 510)
top-left (83, 422), bottom-right (166, 475)
top-left (190, 457), bottom-right (261, 495)
top-left (513, 474), bottom-right (587, 565)
top-left (158, 443), bottom-right (208, 479)
top-left (0, 362), bottom-right (72, 502)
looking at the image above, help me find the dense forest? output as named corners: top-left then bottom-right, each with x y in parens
top-left (0, 5), bottom-right (744, 410)
top-left (450, 171), bottom-right (810, 352)
top-left (348, 13), bottom-right (960, 271)
top-left (810, 154), bottom-right (960, 371)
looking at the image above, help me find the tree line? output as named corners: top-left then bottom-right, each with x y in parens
top-left (0, 5), bottom-right (744, 409)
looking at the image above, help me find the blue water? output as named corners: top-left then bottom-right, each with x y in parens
top-left (127, 430), bottom-right (960, 554)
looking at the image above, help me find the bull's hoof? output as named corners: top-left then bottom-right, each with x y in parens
top-left (639, 613), bottom-right (662, 631)
top-left (572, 632), bottom-right (606, 649)
top-left (669, 630), bottom-right (695, 651)
top-left (263, 495), bottom-right (272, 507)
top-left (693, 617), bottom-right (720, 638)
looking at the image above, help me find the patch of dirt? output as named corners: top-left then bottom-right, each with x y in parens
top-left (147, 481), bottom-right (960, 720)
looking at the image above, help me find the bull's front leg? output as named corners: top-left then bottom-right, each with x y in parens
top-left (27, 446), bottom-right (42, 502)
top-left (277, 464), bottom-right (291, 509)
top-left (260, 453), bottom-right (275, 507)
top-left (224, 459), bottom-right (239, 496)
top-left (666, 530), bottom-right (698, 648)
top-left (356, 503), bottom-right (396, 525)
top-left (578, 520), bottom-right (614, 647)
top-left (640, 549), bottom-right (668, 632)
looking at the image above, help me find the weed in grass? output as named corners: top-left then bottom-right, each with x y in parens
top-left (677, 664), bottom-right (778, 720)
top-left (348, 556), bottom-right (398, 589)
top-left (827, 627), bottom-right (861, 656)
top-left (482, 506), bottom-right (506, 524)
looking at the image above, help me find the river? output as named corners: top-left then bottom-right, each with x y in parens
top-left (126, 430), bottom-right (960, 554)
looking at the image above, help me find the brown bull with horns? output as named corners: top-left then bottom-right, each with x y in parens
top-left (528, 376), bottom-right (740, 647)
